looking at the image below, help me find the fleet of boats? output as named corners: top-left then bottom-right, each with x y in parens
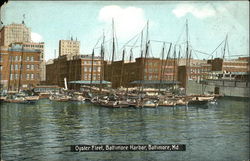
top-left (0, 88), bottom-right (220, 108)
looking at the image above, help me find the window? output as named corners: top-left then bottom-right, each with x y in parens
top-left (31, 64), bottom-right (34, 70)
top-left (10, 74), bottom-right (13, 80)
top-left (15, 74), bottom-right (18, 79)
top-left (84, 74), bottom-right (88, 80)
top-left (11, 65), bottom-right (14, 70)
top-left (26, 74), bottom-right (30, 80)
top-left (84, 67), bottom-right (87, 72)
top-left (15, 56), bottom-right (18, 61)
top-left (27, 64), bottom-right (30, 70)
top-left (15, 64), bottom-right (18, 70)
top-left (26, 56), bottom-right (30, 61)
top-left (30, 56), bottom-right (34, 61)
top-left (0, 56), bottom-right (3, 62)
top-left (0, 65), bottom-right (2, 71)
top-left (31, 74), bottom-right (34, 80)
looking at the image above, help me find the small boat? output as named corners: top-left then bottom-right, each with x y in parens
top-left (0, 96), bottom-right (7, 102)
top-left (25, 96), bottom-right (39, 104)
top-left (49, 94), bottom-right (71, 102)
top-left (159, 99), bottom-right (176, 107)
top-left (175, 98), bottom-right (188, 106)
top-left (188, 95), bottom-right (215, 105)
top-left (98, 99), bottom-right (117, 108)
top-left (113, 100), bottom-right (130, 108)
top-left (141, 100), bottom-right (159, 108)
top-left (5, 95), bottom-right (27, 103)
top-left (69, 92), bottom-right (85, 102)
top-left (38, 92), bottom-right (50, 99)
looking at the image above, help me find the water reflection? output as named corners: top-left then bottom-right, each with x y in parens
top-left (1, 97), bottom-right (249, 161)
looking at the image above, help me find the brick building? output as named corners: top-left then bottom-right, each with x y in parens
top-left (46, 54), bottom-right (102, 88)
top-left (207, 57), bottom-right (249, 73)
top-left (13, 42), bottom-right (46, 81)
top-left (104, 57), bottom-right (178, 88)
top-left (178, 63), bottom-right (212, 88)
top-left (0, 44), bottom-right (41, 91)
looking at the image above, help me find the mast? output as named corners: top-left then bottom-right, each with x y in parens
top-left (185, 19), bottom-right (189, 67)
top-left (111, 19), bottom-right (115, 87)
top-left (176, 45), bottom-right (181, 88)
top-left (159, 42), bottom-right (165, 93)
top-left (185, 19), bottom-right (189, 94)
top-left (161, 43), bottom-right (172, 92)
top-left (17, 44), bottom-right (24, 92)
top-left (129, 48), bottom-right (133, 62)
top-left (140, 21), bottom-right (149, 93)
top-left (172, 45), bottom-right (176, 93)
top-left (111, 18), bottom-right (115, 63)
top-left (7, 49), bottom-right (13, 91)
top-left (119, 49), bottom-right (125, 87)
top-left (90, 49), bottom-right (94, 93)
top-left (222, 34), bottom-right (228, 59)
top-left (141, 40), bottom-right (149, 93)
top-left (100, 31), bottom-right (105, 93)
top-left (140, 30), bottom-right (144, 58)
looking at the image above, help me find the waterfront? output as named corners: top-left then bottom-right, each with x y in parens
top-left (1, 97), bottom-right (249, 161)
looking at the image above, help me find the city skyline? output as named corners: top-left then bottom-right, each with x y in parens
top-left (1, 1), bottom-right (249, 61)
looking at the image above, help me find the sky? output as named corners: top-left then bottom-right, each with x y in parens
top-left (1, 1), bottom-right (249, 61)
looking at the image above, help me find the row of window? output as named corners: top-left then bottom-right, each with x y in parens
top-left (23, 45), bottom-right (43, 48)
top-left (82, 61), bottom-right (101, 65)
top-left (10, 64), bottom-right (39, 70)
top-left (83, 74), bottom-right (101, 80)
top-left (8, 56), bottom-right (36, 62)
top-left (144, 68), bottom-right (159, 73)
top-left (83, 67), bottom-right (101, 72)
top-left (10, 73), bottom-right (39, 80)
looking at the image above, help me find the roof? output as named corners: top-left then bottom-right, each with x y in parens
top-left (130, 80), bottom-right (181, 85)
top-left (69, 80), bottom-right (111, 85)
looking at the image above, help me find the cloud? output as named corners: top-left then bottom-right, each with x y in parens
top-left (31, 32), bottom-right (43, 42)
top-left (172, 4), bottom-right (216, 19)
top-left (98, 5), bottom-right (146, 39)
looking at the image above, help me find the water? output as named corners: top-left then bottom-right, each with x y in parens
top-left (1, 97), bottom-right (249, 161)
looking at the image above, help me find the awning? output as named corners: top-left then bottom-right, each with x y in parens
top-left (130, 80), bottom-right (181, 85)
top-left (69, 80), bottom-right (111, 85)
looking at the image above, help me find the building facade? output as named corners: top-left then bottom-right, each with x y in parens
top-left (59, 39), bottom-right (80, 60)
top-left (0, 23), bottom-right (31, 47)
top-left (208, 57), bottom-right (249, 73)
top-left (104, 57), bottom-right (179, 88)
top-left (13, 42), bottom-right (46, 81)
top-left (0, 44), bottom-right (41, 91)
top-left (178, 63), bottom-right (212, 88)
top-left (46, 55), bottom-right (102, 88)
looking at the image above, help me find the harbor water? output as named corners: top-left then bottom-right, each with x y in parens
top-left (1, 97), bottom-right (249, 161)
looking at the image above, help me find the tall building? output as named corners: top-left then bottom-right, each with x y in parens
top-left (0, 43), bottom-right (41, 91)
top-left (0, 23), bottom-right (31, 46)
top-left (46, 55), bottom-right (102, 88)
top-left (59, 39), bottom-right (80, 60)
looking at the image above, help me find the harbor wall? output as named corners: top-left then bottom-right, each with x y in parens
top-left (186, 80), bottom-right (250, 98)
